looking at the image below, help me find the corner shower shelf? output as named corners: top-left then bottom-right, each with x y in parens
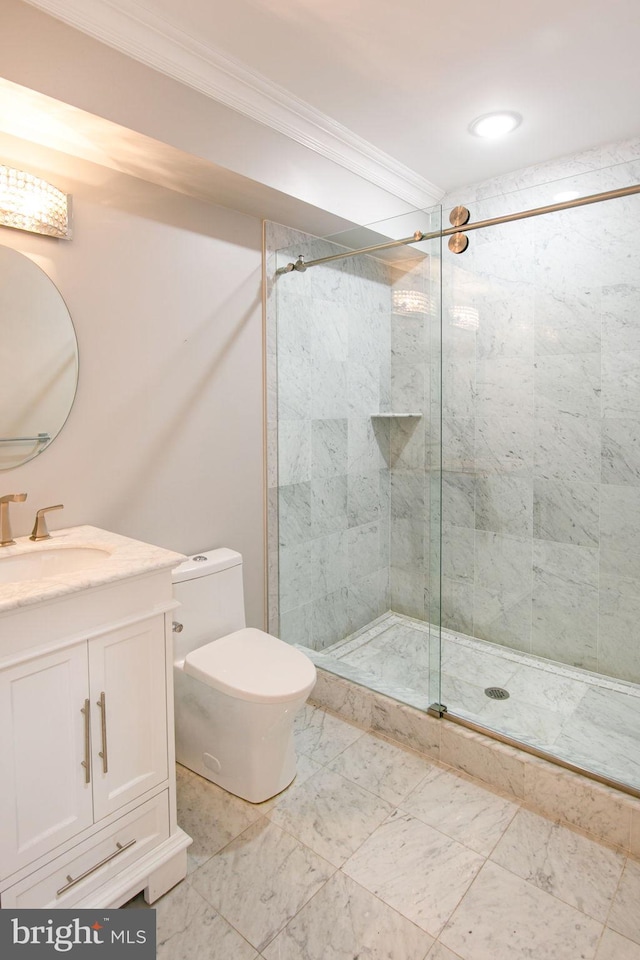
top-left (371, 412), bottom-right (423, 418)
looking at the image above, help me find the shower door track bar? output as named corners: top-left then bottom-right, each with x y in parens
top-left (276, 181), bottom-right (640, 273)
top-left (436, 708), bottom-right (640, 801)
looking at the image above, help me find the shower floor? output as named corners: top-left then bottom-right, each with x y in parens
top-left (304, 612), bottom-right (640, 791)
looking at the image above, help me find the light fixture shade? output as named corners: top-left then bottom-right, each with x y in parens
top-left (0, 165), bottom-right (71, 239)
top-left (450, 305), bottom-right (480, 330)
top-left (392, 290), bottom-right (433, 316)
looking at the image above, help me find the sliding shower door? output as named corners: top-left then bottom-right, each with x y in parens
top-left (439, 159), bottom-right (640, 792)
top-left (264, 205), bottom-right (443, 713)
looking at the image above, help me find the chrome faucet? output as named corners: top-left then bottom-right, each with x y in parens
top-left (30, 504), bottom-right (64, 541)
top-left (0, 493), bottom-right (27, 547)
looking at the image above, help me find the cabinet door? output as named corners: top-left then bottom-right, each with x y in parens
top-left (0, 644), bottom-right (94, 879)
top-left (89, 617), bottom-right (168, 821)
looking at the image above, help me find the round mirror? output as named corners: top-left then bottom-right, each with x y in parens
top-left (0, 244), bottom-right (78, 469)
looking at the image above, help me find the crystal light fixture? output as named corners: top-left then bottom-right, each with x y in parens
top-left (392, 290), bottom-right (433, 316)
top-left (449, 305), bottom-right (480, 330)
top-left (0, 165), bottom-right (71, 239)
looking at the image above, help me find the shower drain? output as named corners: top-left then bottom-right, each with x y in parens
top-left (485, 686), bottom-right (510, 700)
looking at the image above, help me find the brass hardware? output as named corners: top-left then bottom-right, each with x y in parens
top-left (81, 699), bottom-right (91, 784)
top-left (97, 691), bottom-right (108, 774)
top-left (276, 181), bottom-right (640, 273)
top-left (55, 839), bottom-right (136, 896)
top-left (449, 205), bottom-right (471, 227)
top-left (448, 233), bottom-right (469, 254)
top-left (0, 493), bottom-right (27, 546)
top-left (29, 503), bottom-right (64, 541)
top-left (440, 709), bottom-right (640, 800)
top-left (427, 702), bottom-right (448, 718)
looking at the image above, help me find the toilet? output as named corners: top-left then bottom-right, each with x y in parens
top-left (172, 548), bottom-right (316, 803)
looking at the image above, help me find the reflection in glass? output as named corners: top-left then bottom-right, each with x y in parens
top-left (0, 245), bottom-right (78, 469)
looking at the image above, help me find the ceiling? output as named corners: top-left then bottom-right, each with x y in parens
top-left (0, 78), bottom-right (359, 237)
top-left (24, 0), bottom-right (640, 194)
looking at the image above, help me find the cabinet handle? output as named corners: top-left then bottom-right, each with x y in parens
top-left (56, 839), bottom-right (136, 896)
top-left (80, 699), bottom-right (91, 784)
top-left (97, 691), bottom-right (108, 774)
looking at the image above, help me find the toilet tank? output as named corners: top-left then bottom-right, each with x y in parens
top-left (172, 548), bottom-right (246, 661)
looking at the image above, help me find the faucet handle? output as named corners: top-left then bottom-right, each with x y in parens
top-left (0, 493), bottom-right (27, 546)
top-left (0, 493), bottom-right (27, 504)
top-left (29, 504), bottom-right (64, 542)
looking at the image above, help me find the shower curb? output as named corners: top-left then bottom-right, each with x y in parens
top-left (310, 667), bottom-right (640, 859)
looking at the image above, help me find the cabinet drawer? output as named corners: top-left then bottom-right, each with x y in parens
top-left (1, 793), bottom-right (169, 908)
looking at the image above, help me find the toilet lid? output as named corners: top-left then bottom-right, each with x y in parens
top-left (183, 628), bottom-right (317, 703)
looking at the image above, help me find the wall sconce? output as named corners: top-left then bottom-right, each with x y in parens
top-left (0, 165), bottom-right (71, 239)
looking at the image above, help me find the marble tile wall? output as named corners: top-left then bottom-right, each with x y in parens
top-left (266, 223), bottom-right (434, 648)
top-left (388, 259), bottom-right (432, 619)
top-left (266, 224), bottom-right (395, 648)
top-left (440, 138), bottom-right (640, 683)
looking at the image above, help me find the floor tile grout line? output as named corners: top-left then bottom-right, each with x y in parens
top-left (179, 882), bottom-right (261, 958)
top-left (392, 791), bottom-right (520, 863)
top-left (172, 719), bottom-right (629, 958)
top-left (296, 707), bottom-right (633, 925)
top-left (600, 854), bottom-right (632, 940)
top-left (305, 701), bottom-right (532, 815)
top-left (186, 815), bottom-right (340, 954)
top-left (428, 941), bottom-right (465, 960)
top-left (180, 705), bottom-right (635, 957)
top-left (267, 763), bottom-right (397, 865)
top-left (316, 612), bottom-right (640, 791)
top-left (329, 867), bottom-right (441, 945)
top-left (484, 817), bottom-right (625, 927)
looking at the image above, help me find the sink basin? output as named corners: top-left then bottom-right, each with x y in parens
top-left (0, 546), bottom-right (111, 585)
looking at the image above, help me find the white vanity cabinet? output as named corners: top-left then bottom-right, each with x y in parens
top-left (0, 643), bottom-right (95, 869)
top-left (0, 526), bottom-right (191, 909)
top-left (89, 617), bottom-right (168, 821)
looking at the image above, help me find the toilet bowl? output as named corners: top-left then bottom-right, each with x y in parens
top-left (172, 549), bottom-right (316, 803)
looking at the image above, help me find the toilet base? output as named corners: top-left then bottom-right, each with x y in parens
top-left (174, 668), bottom-right (309, 803)
top-left (178, 748), bottom-right (297, 804)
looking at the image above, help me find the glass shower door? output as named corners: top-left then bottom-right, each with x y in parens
top-left (265, 204), bottom-right (444, 715)
top-left (438, 160), bottom-right (640, 792)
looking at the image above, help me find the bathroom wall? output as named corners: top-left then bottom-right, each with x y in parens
top-left (266, 222), bottom-right (435, 648)
top-left (1, 147), bottom-right (265, 626)
top-left (266, 223), bottom-right (392, 649)
top-left (388, 259), bottom-right (433, 620)
top-left (440, 137), bottom-right (640, 684)
top-left (2, 0), bottom-right (433, 230)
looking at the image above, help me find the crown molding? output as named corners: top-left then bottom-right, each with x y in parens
top-left (21, 0), bottom-right (443, 209)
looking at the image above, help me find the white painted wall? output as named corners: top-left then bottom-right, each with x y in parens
top-left (1, 0), bottom-right (430, 227)
top-left (0, 0), bottom-right (442, 634)
top-left (0, 161), bottom-right (265, 627)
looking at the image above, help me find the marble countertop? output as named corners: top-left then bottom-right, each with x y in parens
top-left (0, 525), bottom-right (186, 614)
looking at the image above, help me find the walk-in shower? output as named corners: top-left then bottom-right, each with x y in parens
top-left (265, 144), bottom-right (640, 797)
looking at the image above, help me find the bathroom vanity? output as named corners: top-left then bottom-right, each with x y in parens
top-left (0, 526), bottom-right (191, 907)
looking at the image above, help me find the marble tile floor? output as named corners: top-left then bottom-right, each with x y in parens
top-left (124, 704), bottom-right (640, 960)
top-left (307, 612), bottom-right (640, 790)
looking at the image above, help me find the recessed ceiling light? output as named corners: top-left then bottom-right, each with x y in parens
top-left (469, 111), bottom-right (522, 139)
